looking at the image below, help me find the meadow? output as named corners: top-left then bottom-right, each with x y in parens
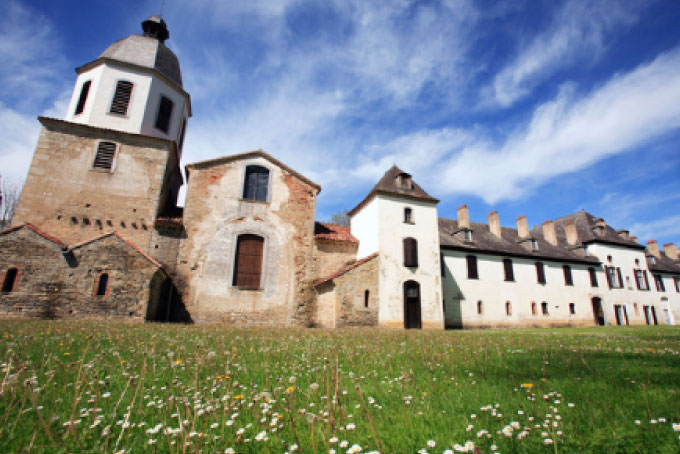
top-left (1, 321), bottom-right (679, 454)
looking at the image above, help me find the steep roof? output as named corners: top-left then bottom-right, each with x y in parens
top-left (314, 253), bottom-right (378, 287)
top-left (545, 210), bottom-right (645, 249)
top-left (314, 222), bottom-right (358, 244)
top-left (439, 218), bottom-right (600, 264)
top-left (348, 165), bottom-right (439, 216)
top-left (0, 223), bottom-right (68, 249)
top-left (68, 232), bottom-right (164, 269)
top-left (185, 149), bottom-right (321, 192)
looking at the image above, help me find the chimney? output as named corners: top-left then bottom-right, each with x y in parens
top-left (516, 215), bottom-right (529, 238)
top-left (542, 220), bottom-right (557, 246)
top-left (565, 221), bottom-right (579, 245)
top-left (663, 242), bottom-right (678, 260)
top-left (630, 236), bottom-right (638, 243)
top-left (457, 204), bottom-right (470, 230)
top-left (647, 240), bottom-right (661, 258)
top-left (617, 229), bottom-right (629, 240)
top-left (488, 211), bottom-right (501, 238)
top-left (594, 218), bottom-right (606, 236)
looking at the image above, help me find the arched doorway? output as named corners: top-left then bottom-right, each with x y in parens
top-left (591, 297), bottom-right (605, 326)
top-left (403, 280), bottom-right (421, 329)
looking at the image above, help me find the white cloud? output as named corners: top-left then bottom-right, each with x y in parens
top-left (0, 104), bottom-right (40, 185)
top-left (629, 215), bottom-right (680, 243)
top-left (489, 0), bottom-right (643, 108)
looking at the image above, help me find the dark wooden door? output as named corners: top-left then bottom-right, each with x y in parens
top-left (404, 281), bottom-right (421, 329)
top-left (233, 235), bottom-right (264, 288)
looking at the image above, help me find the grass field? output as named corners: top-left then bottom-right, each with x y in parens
top-left (1, 321), bottom-right (680, 454)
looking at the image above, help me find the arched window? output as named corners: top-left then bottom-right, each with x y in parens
top-left (95, 273), bottom-right (109, 297)
top-left (243, 165), bottom-right (270, 202)
top-left (364, 290), bottom-right (369, 308)
top-left (505, 301), bottom-right (512, 316)
top-left (233, 234), bottom-right (265, 289)
top-left (2, 268), bottom-right (18, 292)
top-left (403, 237), bottom-right (418, 267)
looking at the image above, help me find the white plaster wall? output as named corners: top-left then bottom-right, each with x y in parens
top-left (65, 66), bottom-right (105, 122)
top-left (140, 77), bottom-right (188, 144)
top-left (350, 198), bottom-right (379, 259)
top-left (376, 195), bottom-right (443, 329)
top-left (442, 251), bottom-right (598, 328)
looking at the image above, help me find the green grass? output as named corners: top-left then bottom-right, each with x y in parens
top-left (1, 321), bottom-right (680, 453)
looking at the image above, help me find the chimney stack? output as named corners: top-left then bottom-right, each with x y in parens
top-left (543, 220), bottom-right (557, 246)
top-left (617, 229), bottom-right (629, 240)
top-left (647, 240), bottom-right (661, 258)
top-left (488, 211), bottom-right (501, 238)
top-left (565, 221), bottom-right (579, 245)
top-left (630, 236), bottom-right (638, 243)
top-left (516, 215), bottom-right (529, 238)
top-left (663, 242), bottom-right (678, 260)
top-left (594, 218), bottom-right (606, 236)
top-left (457, 204), bottom-right (470, 230)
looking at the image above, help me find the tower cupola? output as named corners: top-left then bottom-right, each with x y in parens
top-left (142, 16), bottom-right (170, 43)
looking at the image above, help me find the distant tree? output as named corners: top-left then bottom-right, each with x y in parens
top-left (330, 210), bottom-right (350, 226)
top-left (0, 176), bottom-right (20, 228)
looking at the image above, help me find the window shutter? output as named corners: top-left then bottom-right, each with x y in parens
top-left (536, 262), bottom-right (545, 284)
top-left (467, 255), bottom-right (478, 279)
top-left (155, 96), bottom-right (174, 133)
top-left (503, 259), bottom-right (514, 281)
top-left (110, 81), bottom-right (133, 115)
top-left (403, 238), bottom-right (418, 267)
top-left (75, 80), bottom-right (91, 115)
top-left (93, 142), bottom-right (116, 170)
top-left (616, 268), bottom-right (623, 288)
top-left (233, 235), bottom-right (264, 288)
top-left (643, 271), bottom-right (649, 290)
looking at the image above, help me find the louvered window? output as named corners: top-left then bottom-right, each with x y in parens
top-left (233, 234), bottom-right (264, 289)
top-left (243, 166), bottom-right (269, 202)
top-left (536, 262), bottom-right (546, 284)
top-left (74, 80), bottom-right (91, 115)
top-left (93, 142), bottom-right (116, 170)
top-left (403, 237), bottom-right (418, 267)
top-left (155, 96), bottom-right (174, 133)
top-left (109, 81), bottom-right (133, 115)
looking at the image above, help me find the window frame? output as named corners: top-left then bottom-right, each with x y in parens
top-left (92, 141), bottom-right (117, 171)
top-left (154, 95), bottom-right (174, 133)
top-left (403, 237), bottom-right (418, 268)
top-left (535, 261), bottom-right (546, 284)
top-left (232, 234), bottom-right (265, 290)
top-left (466, 255), bottom-right (478, 279)
top-left (605, 266), bottom-right (623, 289)
top-left (1, 268), bottom-right (19, 293)
top-left (74, 80), bottom-right (92, 115)
top-left (505, 301), bottom-right (512, 316)
top-left (588, 267), bottom-right (598, 287)
top-left (109, 80), bottom-right (134, 116)
top-left (634, 269), bottom-right (650, 290)
top-left (93, 272), bottom-right (110, 298)
top-left (541, 301), bottom-right (549, 316)
top-left (503, 258), bottom-right (514, 282)
top-left (569, 302), bottom-right (576, 315)
top-left (242, 164), bottom-right (271, 203)
top-left (653, 274), bottom-right (666, 292)
top-left (562, 265), bottom-right (573, 286)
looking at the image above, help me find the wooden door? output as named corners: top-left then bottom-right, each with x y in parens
top-left (404, 281), bottom-right (421, 329)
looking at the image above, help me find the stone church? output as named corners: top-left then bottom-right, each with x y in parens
top-left (2, 18), bottom-right (680, 328)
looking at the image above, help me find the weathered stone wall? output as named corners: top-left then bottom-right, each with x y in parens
top-left (312, 240), bottom-right (358, 280)
top-left (0, 228), bottom-right (164, 321)
top-left (315, 255), bottom-right (379, 328)
top-left (176, 155), bottom-right (318, 325)
top-left (13, 119), bottom-right (177, 257)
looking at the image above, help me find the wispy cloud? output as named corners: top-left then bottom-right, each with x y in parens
top-left (488, 0), bottom-right (644, 108)
top-left (629, 214), bottom-right (680, 243)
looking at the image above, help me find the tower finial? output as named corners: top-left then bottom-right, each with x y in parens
top-left (142, 16), bottom-right (169, 43)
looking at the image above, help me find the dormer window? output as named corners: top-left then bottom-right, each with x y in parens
top-left (155, 96), bottom-right (174, 133)
top-left (110, 80), bottom-right (133, 115)
top-left (531, 239), bottom-right (539, 251)
top-left (404, 207), bottom-right (413, 224)
top-left (396, 172), bottom-right (413, 190)
top-left (243, 165), bottom-right (269, 202)
top-left (463, 229), bottom-right (472, 242)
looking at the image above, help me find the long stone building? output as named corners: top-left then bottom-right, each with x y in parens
top-left (2, 18), bottom-right (680, 328)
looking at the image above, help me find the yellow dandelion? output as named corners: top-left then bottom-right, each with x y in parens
top-left (286, 386), bottom-right (295, 393)
top-left (520, 383), bottom-right (533, 389)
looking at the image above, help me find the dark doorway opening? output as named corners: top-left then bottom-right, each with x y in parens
top-left (403, 280), bottom-right (421, 329)
top-left (591, 297), bottom-right (605, 326)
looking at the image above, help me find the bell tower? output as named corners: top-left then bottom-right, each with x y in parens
top-left (13, 17), bottom-right (189, 265)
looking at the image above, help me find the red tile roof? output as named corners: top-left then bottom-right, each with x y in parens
top-left (314, 253), bottom-right (378, 287)
top-left (314, 222), bottom-right (358, 243)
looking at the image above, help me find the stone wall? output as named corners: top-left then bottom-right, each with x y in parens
top-left (313, 240), bottom-right (358, 280)
top-left (0, 227), bottom-right (165, 321)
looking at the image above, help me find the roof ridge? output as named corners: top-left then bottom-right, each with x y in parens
top-left (0, 223), bottom-right (69, 249)
top-left (314, 253), bottom-right (378, 286)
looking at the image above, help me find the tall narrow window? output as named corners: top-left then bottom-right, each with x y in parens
top-left (403, 237), bottom-right (418, 267)
top-left (541, 301), bottom-right (549, 315)
top-left (404, 207), bottom-right (413, 223)
top-left (466, 255), bottom-right (478, 279)
top-left (109, 80), bottom-right (133, 115)
top-left (155, 96), bottom-right (174, 133)
top-left (563, 265), bottom-right (573, 286)
top-left (364, 290), bottom-right (369, 308)
top-left (74, 80), bottom-right (91, 115)
top-left (674, 277), bottom-right (680, 293)
top-left (95, 273), bottom-right (109, 297)
top-left (243, 165), bottom-right (269, 202)
top-left (531, 302), bottom-right (537, 316)
top-left (477, 300), bottom-right (483, 314)
top-left (505, 301), bottom-right (512, 316)
top-left (654, 274), bottom-right (665, 292)
top-left (178, 118), bottom-right (187, 149)
top-left (2, 268), bottom-right (18, 292)
top-left (606, 266), bottom-right (623, 289)
top-left (503, 258), bottom-right (514, 282)
top-left (588, 267), bottom-right (598, 287)
top-left (233, 234), bottom-right (264, 289)
top-left (569, 303), bottom-right (575, 315)
top-left (535, 262), bottom-right (546, 284)
top-left (93, 142), bottom-right (116, 170)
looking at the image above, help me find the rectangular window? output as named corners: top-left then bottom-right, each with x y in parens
top-left (503, 258), bottom-right (514, 282)
top-left (606, 266), bottom-right (623, 289)
top-left (674, 277), bottom-right (680, 293)
top-left (109, 81), bottom-right (133, 115)
top-left (569, 303), bottom-right (575, 315)
top-left (541, 302), bottom-right (549, 315)
top-left (178, 118), bottom-right (187, 149)
top-left (466, 255), bottom-right (478, 279)
top-left (404, 207), bottom-right (413, 223)
top-left (563, 265), bottom-right (573, 286)
top-left (588, 267), bottom-right (598, 287)
top-left (243, 165), bottom-right (270, 202)
top-left (74, 80), bottom-right (91, 115)
top-left (155, 96), bottom-right (174, 133)
top-left (403, 238), bottom-right (418, 268)
top-left (634, 269), bottom-right (649, 290)
top-left (535, 262), bottom-right (546, 284)
top-left (93, 142), bottom-right (116, 170)
top-left (654, 274), bottom-right (665, 292)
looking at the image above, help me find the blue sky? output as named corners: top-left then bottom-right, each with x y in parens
top-left (2, 0), bottom-right (680, 246)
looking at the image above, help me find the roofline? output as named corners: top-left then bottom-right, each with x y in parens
top-left (348, 190), bottom-right (439, 217)
top-left (0, 223), bottom-right (69, 249)
top-left (67, 231), bottom-right (164, 270)
top-left (314, 253), bottom-right (378, 287)
top-left (75, 57), bottom-right (192, 117)
top-left (581, 238), bottom-right (647, 250)
top-left (38, 117), bottom-right (183, 185)
top-left (440, 244), bottom-right (601, 266)
top-left (185, 149), bottom-right (321, 193)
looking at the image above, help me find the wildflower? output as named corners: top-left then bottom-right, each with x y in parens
top-left (346, 423), bottom-right (356, 430)
top-left (286, 386), bottom-right (295, 393)
top-left (490, 445), bottom-right (498, 451)
top-left (225, 448), bottom-right (235, 454)
top-left (672, 423), bottom-right (680, 432)
top-left (635, 420), bottom-right (641, 425)
top-left (427, 440), bottom-right (436, 448)
top-left (348, 443), bottom-right (362, 454)
top-left (255, 431), bottom-right (267, 441)
top-left (464, 441), bottom-right (475, 452)
top-left (340, 440), bottom-right (349, 448)
top-left (148, 439), bottom-right (156, 445)
top-left (543, 438), bottom-right (553, 445)
top-left (520, 383), bottom-right (533, 389)
top-left (444, 450), bottom-right (454, 454)
top-left (329, 437), bottom-right (339, 444)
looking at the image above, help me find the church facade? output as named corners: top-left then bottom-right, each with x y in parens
top-left (2, 18), bottom-right (680, 328)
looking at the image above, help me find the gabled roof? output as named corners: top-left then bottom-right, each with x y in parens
top-left (544, 210), bottom-right (645, 249)
top-left (314, 222), bottom-right (358, 244)
top-left (185, 149), bottom-right (321, 193)
top-left (0, 223), bottom-right (68, 249)
top-left (348, 165), bottom-right (439, 216)
top-left (314, 253), bottom-right (378, 287)
top-left (67, 232), bottom-right (163, 269)
top-left (439, 218), bottom-right (600, 265)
